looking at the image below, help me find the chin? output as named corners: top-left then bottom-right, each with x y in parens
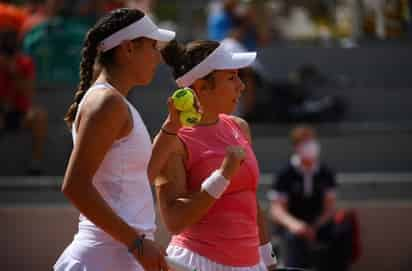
top-left (223, 107), bottom-right (236, 115)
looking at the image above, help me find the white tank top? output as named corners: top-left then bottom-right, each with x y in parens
top-left (72, 82), bottom-right (156, 244)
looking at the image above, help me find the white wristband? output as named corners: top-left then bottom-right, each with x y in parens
top-left (201, 170), bottom-right (230, 199)
top-left (259, 242), bottom-right (277, 266)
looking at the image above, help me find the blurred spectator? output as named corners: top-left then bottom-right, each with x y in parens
top-left (270, 64), bottom-right (347, 123)
top-left (22, 3), bottom-right (90, 87)
top-left (267, 125), bottom-right (358, 271)
top-left (221, 24), bottom-right (268, 118)
top-left (208, 0), bottom-right (270, 50)
top-left (207, 0), bottom-right (239, 41)
top-left (0, 2), bottom-right (27, 31)
top-left (220, 38), bottom-right (347, 123)
top-left (127, 0), bottom-right (156, 15)
top-left (20, 0), bottom-right (65, 38)
top-left (0, 30), bottom-right (48, 175)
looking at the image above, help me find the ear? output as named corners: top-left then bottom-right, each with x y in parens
top-left (193, 79), bottom-right (211, 94)
top-left (118, 40), bottom-right (134, 55)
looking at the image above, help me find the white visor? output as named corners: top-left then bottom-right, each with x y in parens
top-left (175, 43), bottom-right (256, 87)
top-left (99, 15), bottom-right (175, 52)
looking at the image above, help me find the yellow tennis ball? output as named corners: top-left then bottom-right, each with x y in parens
top-left (172, 88), bottom-right (195, 111)
top-left (180, 110), bottom-right (202, 127)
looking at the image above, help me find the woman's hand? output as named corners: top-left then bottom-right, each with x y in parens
top-left (220, 146), bottom-right (246, 180)
top-left (132, 238), bottom-right (168, 271)
top-left (161, 97), bottom-right (181, 133)
top-left (162, 89), bottom-right (202, 133)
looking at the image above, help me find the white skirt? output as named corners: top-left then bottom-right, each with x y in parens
top-left (54, 239), bottom-right (144, 271)
top-left (167, 245), bottom-right (266, 271)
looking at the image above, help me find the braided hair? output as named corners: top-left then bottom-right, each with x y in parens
top-left (64, 8), bottom-right (144, 127)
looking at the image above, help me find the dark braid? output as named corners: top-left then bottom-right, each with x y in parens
top-left (64, 8), bottom-right (145, 127)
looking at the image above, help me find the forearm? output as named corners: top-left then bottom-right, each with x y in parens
top-left (271, 203), bottom-right (304, 232)
top-left (158, 190), bottom-right (216, 234)
top-left (62, 181), bottom-right (138, 247)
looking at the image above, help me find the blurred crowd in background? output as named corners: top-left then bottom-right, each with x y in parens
top-left (1, 2), bottom-right (411, 270)
top-left (0, 0), bottom-right (411, 171)
top-left (0, 0), bottom-right (411, 84)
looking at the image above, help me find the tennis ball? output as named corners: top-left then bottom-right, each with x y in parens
top-left (172, 88), bottom-right (195, 111)
top-left (180, 110), bottom-right (202, 127)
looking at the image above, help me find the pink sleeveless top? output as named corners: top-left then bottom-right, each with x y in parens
top-left (170, 114), bottom-right (260, 267)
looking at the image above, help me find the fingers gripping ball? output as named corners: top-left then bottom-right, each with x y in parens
top-left (172, 88), bottom-right (202, 126)
top-left (180, 110), bottom-right (202, 127)
top-left (172, 88), bottom-right (195, 111)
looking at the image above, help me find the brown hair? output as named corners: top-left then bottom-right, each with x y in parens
top-left (160, 40), bottom-right (220, 86)
top-left (290, 125), bottom-right (317, 146)
top-left (64, 8), bottom-right (145, 127)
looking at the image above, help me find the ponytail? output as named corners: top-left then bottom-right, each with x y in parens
top-left (64, 8), bottom-right (145, 127)
top-left (64, 32), bottom-right (98, 127)
top-left (161, 40), bottom-right (219, 80)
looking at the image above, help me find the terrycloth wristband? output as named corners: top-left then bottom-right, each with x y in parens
top-left (259, 242), bottom-right (277, 266)
top-left (201, 170), bottom-right (230, 199)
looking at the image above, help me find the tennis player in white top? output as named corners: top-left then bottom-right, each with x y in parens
top-left (54, 8), bottom-right (175, 271)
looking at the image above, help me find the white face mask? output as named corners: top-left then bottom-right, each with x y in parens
top-left (297, 140), bottom-right (320, 161)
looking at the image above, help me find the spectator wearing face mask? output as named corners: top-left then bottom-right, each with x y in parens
top-left (267, 125), bottom-right (348, 270)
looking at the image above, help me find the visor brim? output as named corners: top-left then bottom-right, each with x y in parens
top-left (215, 52), bottom-right (257, 70)
top-left (145, 28), bottom-right (176, 42)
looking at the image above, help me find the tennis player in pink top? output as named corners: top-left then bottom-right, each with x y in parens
top-left (148, 40), bottom-right (277, 271)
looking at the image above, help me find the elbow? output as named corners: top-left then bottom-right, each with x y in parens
top-left (147, 169), bottom-right (155, 184)
top-left (61, 182), bottom-right (74, 198)
top-left (165, 221), bottom-right (185, 235)
top-left (61, 179), bottom-right (83, 199)
top-left (162, 215), bottom-right (188, 235)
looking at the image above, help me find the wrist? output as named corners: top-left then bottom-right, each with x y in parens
top-left (201, 169), bottom-right (230, 199)
top-left (128, 234), bottom-right (146, 256)
top-left (160, 127), bottom-right (178, 136)
top-left (162, 120), bottom-right (180, 133)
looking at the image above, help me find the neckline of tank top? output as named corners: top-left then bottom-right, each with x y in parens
top-left (92, 81), bottom-right (116, 92)
top-left (91, 81), bottom-right (132, 105)
top-left (194, 118), bottom-right (220, 127)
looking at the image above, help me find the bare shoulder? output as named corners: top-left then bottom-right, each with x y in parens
top-left (228, 115), bottom-right (252, 142)
top-left (81, 87), bottom-right (128, 124)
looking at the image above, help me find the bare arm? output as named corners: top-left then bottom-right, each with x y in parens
top-left (147, 98), bottom-right (182, 183)
top-left (270, 198), bottom-right (315, 241)
top-left (155, 147), bottom-right (217, 235)
top-left (155, 139), bottom-right (245, 234)
top-left (61, 91), bottom-right (139, 247)
top-left (147, 128), bottom-right (181, 183)
top-left (270, 198), bottom-right (302, 233)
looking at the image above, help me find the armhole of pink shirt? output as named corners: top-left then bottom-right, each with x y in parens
top-left (221, 114), bottom-right (251, 144)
